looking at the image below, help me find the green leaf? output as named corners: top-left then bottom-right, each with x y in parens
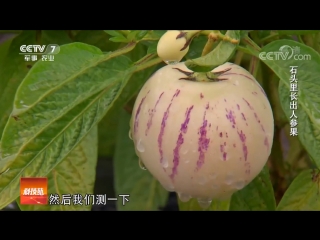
top-left (277, 30), bottom-right (320, 35)
top-left (0, 34), bottom-right (16, 66)
top-left (260, 40), bottom-right (320, 168)
top-left (147, 42), bottom-right (157, 54)
top-left (240, 30), bottom-right (253, 38)
top-left (98, 45), bottom-right (155, 158)
top-left (17, 125), bottom-right (98, 211)
top-left (185, 30), bottom-right (240, 72)
top-left (151, 30), bottom-right (166, 38)
top-left (74, 30), bottom-right (120, 51)
top-left (127, 30), bottom-right (148, 42)
top-left (184, 35), bottom-right (208, 59)
top-left (113, 109), bottom-right (169, 210)
top-left (0, 42), bottom-right (136, 209)
top-left (136, 30), bottom-right (148, 40)
top-left (0, 31), bottom-right (37, 138)
top-left (126, 43), bottom-right (147, 62)
top-left (109, 36), bottom-right (130, 43)
top-left (257, 30), bottom-right (271, 39)
top-left (40, 30), bottom-right (72, 45)
top-left (230, 165), bottom-right (276, 210)
top-left (277, 169), bottom-right (320, 210)
top-left (104, 30), bottom-right (125, 37)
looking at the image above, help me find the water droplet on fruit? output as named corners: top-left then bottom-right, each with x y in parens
top-left (178, 193), bottom-right (191, 202)
top-left (234, 80), bottom-right (239, 86)
top-left (137, 139), bottom-right (145, 152)
top-left (165, 60), bottom-right (179, 65)
top-left (162, 157), bottom-right (169, 168)
top-left (234, 180), bottom-right (245, 190)
top-left (163, 184), bottom-right (175, 192)
top-left (192, 149), bottom-right (196, 153)
top-left (197, 198), bottom-right (212, 209)
top-left (128, 130), bottom-right (133, 140)
top-left (225, 172), bottom-right (233, 185)
top-left (184, 159), bottom-right (190, 163)
top-left (138, 159), bottom-right (147, 170)
top-left (198, 176), bottom-right (207, 185)
top-left (182, 148), bottom-right (188, 154)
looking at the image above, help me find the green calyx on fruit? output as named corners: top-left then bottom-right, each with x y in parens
top-left (157, 30), bottom-right (200, 64)
top-left (130, 61), bottom-right (274, 207)
top-left (173, 67), bottom-right (232, 82)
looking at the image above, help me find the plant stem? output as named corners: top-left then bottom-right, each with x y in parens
top-left (234, 50), bottom-right (244, 65)
top-left (133, 53), bottom-right (156, 66)
top-left (258, 33), bottom-right (279, 44)
top-left (200, 30), bottom-right (214, 36)
top-left (237, 46), bottom-right (255, 56)
top-left (133, 57), bottom-right (162, 73)
top-left (298, 35), bottom-right (305, 44)
top-left (242, 35), bottom-right (261, 51)
top-left (201, 38), bottom-right (215, 56)
top-left (249, 56), bottom-right (259, 78)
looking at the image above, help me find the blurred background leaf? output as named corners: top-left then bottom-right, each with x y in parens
top-left (113, 109), bottom-right (169, 210)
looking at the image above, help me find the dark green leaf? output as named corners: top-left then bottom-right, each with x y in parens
top-left (74, 30), bottom-right (120, 51)
top-left (17, 125), bottom-right (98, 211)
top-left (113, 109), bottom-right (169, 210)
top-left (240, 30), bottom-right (253, 38)
top-left (257, 30), bottom-right (271, 39)
top-left (136, 30), bottom-right (148, 40)
top-left (184, 35), bottom-right (208, 59)
top-left (185, 30), bottom-right (240, 72)
top-left (277, 30), bottom-right (320, 35)
top-left (0, 34), bottom-right (16, 66)
top-left (41, 30), bottom-right (72, 45)
top-left (230, 165), bottom-right (276, 210)
top-left (98, 53), bottom-right (160, 158)
top-left (104, 30), bottom-right (124, 37)
top-left (152, 30), bottom-right (166, 38)
top-left (260, 40), bottom-right (320, 168)
top-left (109, 36), bottom-right (130, 43)
top-left (98, 110), bottom-right (120, 157)
top-left (147, 42), bottom-right (157, 54)
top-left (127, 30), bottom-right (148, 41)
top-left (277, 169), bottom-right (320, 210)
top-left (0, 42), bottom-right (136, 209)
top-left (126, 43), bottom-right (147, 62)
top-left (0, 31), bottom-right (37, 138)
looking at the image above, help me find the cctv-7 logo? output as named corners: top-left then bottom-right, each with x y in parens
top-left (49, 46), bottom-right (56, 53)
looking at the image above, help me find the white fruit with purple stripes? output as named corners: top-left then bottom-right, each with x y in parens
top-left (130, 62), bottom-right (274, 202)
top-left (156, 30), bottom-right (189, 64)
